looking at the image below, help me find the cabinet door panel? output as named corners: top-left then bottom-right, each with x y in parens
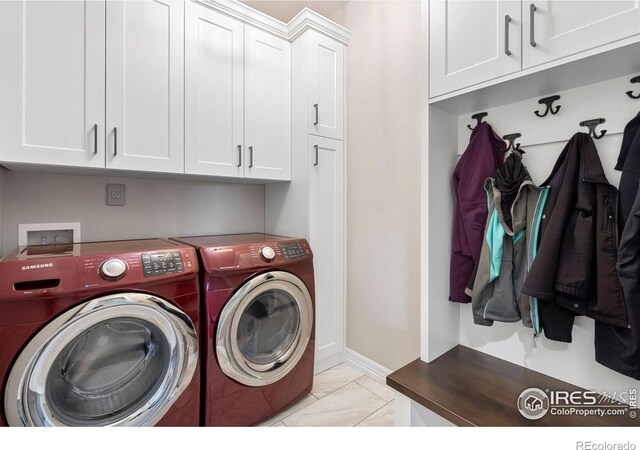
top-left (523, 1), bottom-right (640, 69)
top-left (244, 26), bottom-right (291, 181)
top-left (309, 32), bottom-right (344, 140)
top-left (106, 0), bottom-right (184, 173)
top-left (429, 0), bottom-right (521, 97)
top-left (309, 136), bottom-right (344, 363)
top-left (0, 0), bottom-right (105, 167)
top-left (185, 2), bottom-right (244, 177)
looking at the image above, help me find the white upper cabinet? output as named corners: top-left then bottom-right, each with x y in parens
top-left (185, 1), bottom-right (244, 177)
top-left (523, 1), bottom-right (640, 69)
top-left (429, 0), bottom-right (522, 97)
top-left (106, 0), bottom-right (184, 173)
top-left (309, 32), bottom-right (345, 140)
top-left (0, 1), bottom-right (105, 167)
top-left (244, 26), bottom-right (292, 181)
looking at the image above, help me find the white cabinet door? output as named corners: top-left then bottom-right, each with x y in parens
top-left (429, 0), bottom-right (522, 97)
top-left (185, 2), bottom-right (244, 177)
top-left (244, 26), bottom-right (291, 181)
top-left (309, 136), bottom-right (344, 364)
top-left (309, 32), bottom-right (344, 140)
top-left (523, 1), bottom-right (640, 69)
top-left (0, 1), bottom-right (105, 167)
top-left (106, 0), bottom-right (184, 173)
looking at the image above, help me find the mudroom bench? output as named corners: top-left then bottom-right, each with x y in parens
top-left (386, 345), bottom-right (637, 427)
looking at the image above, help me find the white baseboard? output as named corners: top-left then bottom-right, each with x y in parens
top-left (343, 347), bottom-right (392, 385)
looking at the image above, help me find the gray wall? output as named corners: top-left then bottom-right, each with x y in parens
top-left (330, 1), bottom-right (422, 371)
top-left (1, 170), bottom-right (264, 253)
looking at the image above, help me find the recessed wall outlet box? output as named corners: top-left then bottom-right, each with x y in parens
top-left (18, 222), bottom-right (81, 247)
top-left (107, 184), bottom-right (125, 206)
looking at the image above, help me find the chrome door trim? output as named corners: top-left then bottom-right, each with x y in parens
top-left (216, 271), bottom-right (313, 387)
top-left (4, 293), bottom-right (198, 427)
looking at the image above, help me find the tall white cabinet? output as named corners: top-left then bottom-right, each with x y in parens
top-left (266, 19), bottom-right (350, 373)
top-left (0, 0), bottom-right (106, 167)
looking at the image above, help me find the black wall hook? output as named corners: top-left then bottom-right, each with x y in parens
top-left (534, 95), bottom-right (561, 117)
top-left (502, 133), bottom-right (525, 155)
top-left (580, 118), bottom-right (607, 139)
top-left (627, 76), bottom-right (640, 99)
top-left (467, 112), bottom-right (488, 131)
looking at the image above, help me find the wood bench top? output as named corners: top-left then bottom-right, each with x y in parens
top-left (386, 345), bottom-right (638, 426)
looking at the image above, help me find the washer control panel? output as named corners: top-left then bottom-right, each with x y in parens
top-left (281, 242), bottom-right (306, 260)
top-left (142, 251), bottom-right (184, 277)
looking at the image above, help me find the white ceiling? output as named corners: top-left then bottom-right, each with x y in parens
top-left (241, 0), bottom-right (347, 23)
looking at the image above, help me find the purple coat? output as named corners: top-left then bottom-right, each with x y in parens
top-left (450, 123), bottom-right (506, 303)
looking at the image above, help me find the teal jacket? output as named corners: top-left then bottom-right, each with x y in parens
top-left (465, 174), bottom-right (549, 335)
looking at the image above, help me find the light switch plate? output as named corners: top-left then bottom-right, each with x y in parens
top-left (107, 184), bottom-right (125, 206)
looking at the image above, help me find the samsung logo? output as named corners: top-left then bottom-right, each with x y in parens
top-left (21, 263), bottom-right (54, 271)
top-left (214, 248), bottom-right (233, 253)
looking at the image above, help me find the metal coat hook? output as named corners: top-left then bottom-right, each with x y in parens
top-left (580, 118), bottom-right (607, 139)
top-left (534, 95), bottom-right (561, 117)
top-left (467, 112), bottom-right (488, 131)
top-left (502, 133), bottom-right (525, 156)
top-left (626, 76), bottom-right (640, 99)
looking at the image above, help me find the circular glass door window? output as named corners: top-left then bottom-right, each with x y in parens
top-left (216, 271), bottom-right (313, 387)
top-left (236, 289), bottom-right (301, 367)
top-left (45, 318), bottom-right (170, 425)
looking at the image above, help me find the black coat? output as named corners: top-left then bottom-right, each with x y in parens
top-left (521, 133), bottom-right (627, 342)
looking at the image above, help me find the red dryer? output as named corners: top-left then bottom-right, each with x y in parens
top-left (171, 234), bottom-right (315, 426)
top-left (0, 239), bottom-right (201, 427)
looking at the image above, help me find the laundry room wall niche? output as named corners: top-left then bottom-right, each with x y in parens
top-left (426, 73), bottom-right (640, 395)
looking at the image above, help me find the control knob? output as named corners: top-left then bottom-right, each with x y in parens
top-left (260, 246), bottom-right (276, 262)
top-left (100, 258), bottom-right (128, 280)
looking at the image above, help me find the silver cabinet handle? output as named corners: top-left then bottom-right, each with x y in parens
top-left (313, 103), bottom-right (319, 126)
top-left (93, 124), bottom-right (98, 154)
top-left (237, 144), bottom-right (242, 167)
top-left (313, 144), bottom-right (319, 166)
top-left (249, 146), bottom-right (253, 168)
top-left (504, 15), bottom-right (511, 56)
top-left (113, 127), bottom-right (118, 156)
top-left (530, 3), bottom-right (537, 47)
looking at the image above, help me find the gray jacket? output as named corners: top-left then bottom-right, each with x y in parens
top-left (465, 173), bottom-right (549, 334)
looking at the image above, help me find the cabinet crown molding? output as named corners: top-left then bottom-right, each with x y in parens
top-left (194, 0), bottom-right (350, 45)
top-left (288, 8), bottom-right (351, 45)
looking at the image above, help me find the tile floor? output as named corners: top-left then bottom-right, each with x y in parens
top-left (257, 363), bottom-right (396, 427)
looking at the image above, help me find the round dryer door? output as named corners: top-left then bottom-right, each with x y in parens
top-left (4, 293), bottom-right (198, 427)
top-left (216, 271), bottom-right (313, 387)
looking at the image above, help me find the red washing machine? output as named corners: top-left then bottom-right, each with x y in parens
top-left (171, 234), bottom-right (315, 426)
top-left (0, 239), bottom-right (200, 427)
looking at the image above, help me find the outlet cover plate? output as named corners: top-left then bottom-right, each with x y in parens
top-left (107, 184), bottom-right (125, 206)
